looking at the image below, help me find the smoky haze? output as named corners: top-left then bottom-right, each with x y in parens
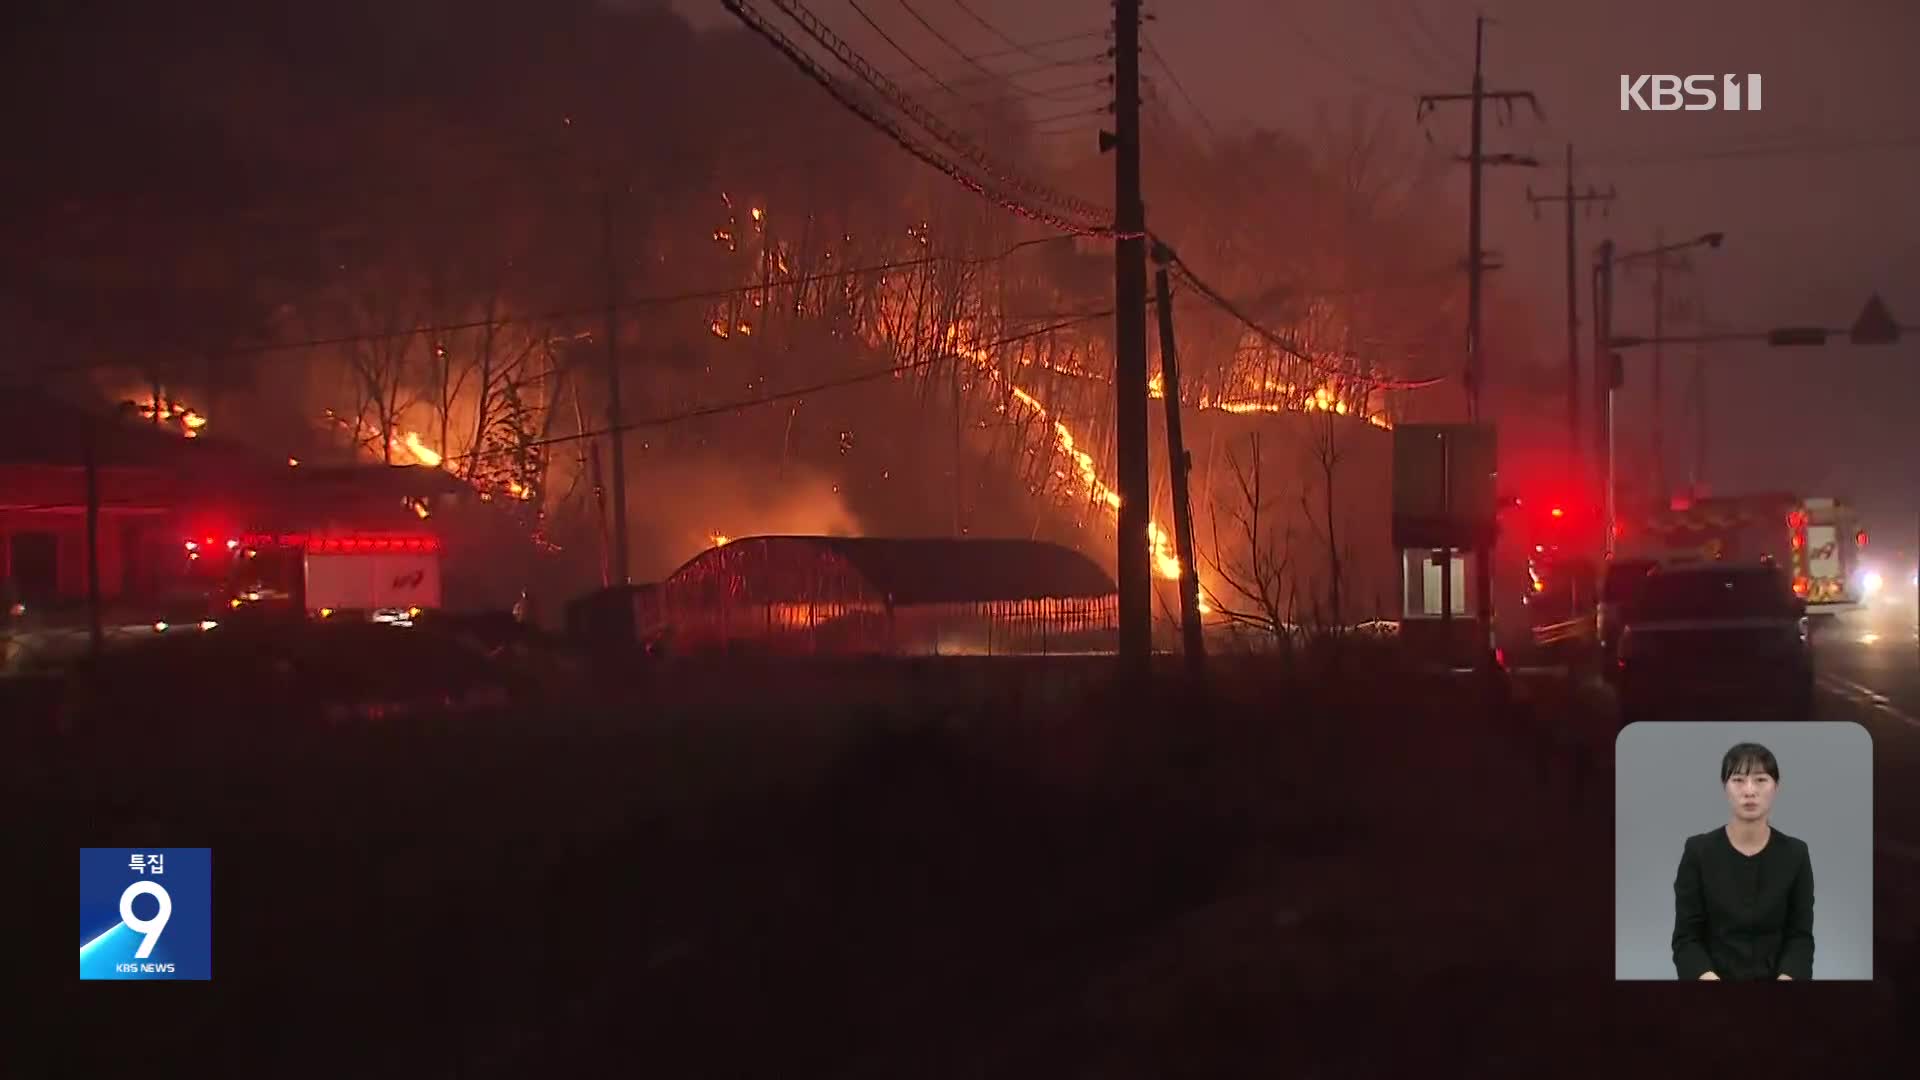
top-left (5, 0), bottom-right (1915, 609)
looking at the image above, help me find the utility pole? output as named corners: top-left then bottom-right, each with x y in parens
top-left (1151, 243), bottom-right (1204, 677)
top-left (1107, 0), bottom-right (1151, 680)
top-left (1419, 14), bottom-right (1540, 672)
top-left (1595, 230), bottom-right (1723, 552)
top-left (1593, 240), bottom-right (1616, 557)
top-left (84, 423), bottom-right (103, 659)
top-left (602, 188), bottom-right (632, 585)
top-left (1652, 226), bottom-right (1667, 501)
top-left (1626, 228), bottom-right (1701, 507)
top-left (1414, 17), bottom-right (1541, 415)
top-left (1525, 145), bottom-right (1614, 493)
top-left (1689, 271), bottom-right (1710, 493)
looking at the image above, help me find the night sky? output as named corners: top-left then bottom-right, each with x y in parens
top-left (677, 0), bottom-right (1920, 546)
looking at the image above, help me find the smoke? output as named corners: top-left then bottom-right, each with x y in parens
top-left (624, 454), bottom-right (864, 582)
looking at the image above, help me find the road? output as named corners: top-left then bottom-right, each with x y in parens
top-left (1814, 604), bottom-right (1920, 887)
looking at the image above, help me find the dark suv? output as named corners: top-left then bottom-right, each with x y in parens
top-left (1614, 563), bottom-right (1813, 724)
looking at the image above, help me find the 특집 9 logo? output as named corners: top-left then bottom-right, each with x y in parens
top-left (79, 848), bottom-right (212, 980)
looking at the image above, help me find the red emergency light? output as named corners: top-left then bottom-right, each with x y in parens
top-left (1856, 529), bottom-right (1869, 548)
top-left (1550, 507), bottom-right (1565, 519)
top-left (238, 532), bottom-right (441, 554)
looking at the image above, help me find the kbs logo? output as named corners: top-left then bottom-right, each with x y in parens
top-left (79, 848), bottom-right (213, 980)
top-left (1620, 74), bottom-right (1762, 111)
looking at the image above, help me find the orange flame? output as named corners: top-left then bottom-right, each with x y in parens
top-left (129, 394), bottom-right (208, 438)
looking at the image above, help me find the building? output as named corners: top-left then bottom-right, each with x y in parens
top-left (0, 389), bottom-right (465, 621)
top-left (646, 535), bottom-right (1118, 656)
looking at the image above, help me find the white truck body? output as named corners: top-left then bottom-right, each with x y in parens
top-left (304, 551), bottom-right (443, 613)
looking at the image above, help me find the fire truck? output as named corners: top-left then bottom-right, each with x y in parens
top-left (196, 529), bottom-right (444, 624)
top-left (1617, 494), bottom-right (1866, 616)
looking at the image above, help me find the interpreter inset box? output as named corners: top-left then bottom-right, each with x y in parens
top-left (1614, 722), bottom-right (1872, 981)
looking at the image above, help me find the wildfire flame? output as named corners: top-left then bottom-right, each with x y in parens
top-left (697, 191), bottom-right (1397, 604)
top-left (396, 432), bottom-right (443, 468)
top-left (129, 394), bottom-right (208, 438)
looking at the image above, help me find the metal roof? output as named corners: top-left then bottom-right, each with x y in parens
top-left (669, 535), bottom-right (1117, 605)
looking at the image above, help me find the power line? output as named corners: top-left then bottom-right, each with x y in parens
top-left (1402, 0), bottom-right (1469, 73)
top-left (890, 1), bottom-right (1109, 108)
top-left (1159, 240), bottom-right (1449, 390)
top-left (896, 48), bottom-right (1107, 92)
top-left (1583, 133), bottom-right (1920, 168)
top-left (845, 0), bottom-right (963, 98)
top-left (1026, 104), bottom-right (1106, 128)
top-left (751, 0), bottom-right (1112, 226)
top-left (978, 76), bottom-right (1111, 107)
top-left (1273, 7), bottom-right (1423, 97)
top-left (944, 0), bottom-right (1087, 65)
top-left (444, 308), bottom-right (1118, 463)
top-left (1142, 37), bottom-right (1216, 138)
top-left (1380, 0), bottom-right (1463, 80)
top-left (2, 237), bottom-right (1079, 387)
top-left (723, 0), bottom-right (1112, 235)
top-left (894, 0), bottom-right (997, 81)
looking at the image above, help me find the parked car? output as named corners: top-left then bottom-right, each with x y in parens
top-left (1614, 562), bottom-right (1813, 724)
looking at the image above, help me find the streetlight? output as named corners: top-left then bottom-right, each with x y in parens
top-left (1593, 230), bottom-right (1726, 556)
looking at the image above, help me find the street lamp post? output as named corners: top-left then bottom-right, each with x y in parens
top-left (1593, 230), bottom-right (1724, 556)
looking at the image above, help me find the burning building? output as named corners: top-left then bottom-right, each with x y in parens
top-left (0, 389), bottom-right (471, 626)
top-left (645, 535), bottom-right (1117, 657)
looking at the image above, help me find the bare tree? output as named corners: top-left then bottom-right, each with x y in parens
top-left (1199, 432), bottom-right (1294, 649)
top-left (1297, 401), bottom-right (1353, 635)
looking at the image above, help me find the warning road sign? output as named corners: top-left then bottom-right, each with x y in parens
top-left (1849, 293), bottom-right (1900, 345)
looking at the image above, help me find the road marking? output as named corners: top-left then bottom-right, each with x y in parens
top-left (1816, 672), bottom-right (1920, 730)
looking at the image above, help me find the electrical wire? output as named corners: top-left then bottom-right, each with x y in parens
top-left (442, 307), bottom-right (1119, 463)
top-left (895, 48), bottom-right (1107, 92)
top-left (846, 0), bottom-right (964, 98)
top-left (1273, 8), bottom-right (1422, 98)
top-left (1582, 134), bottom-right (1920, 168)
top-left (965, 76), bottom-right (1110, 108)
top-left (1025, 104), bottom-right (1106, 128)
top-left (894, 0), bottom-right (998, 81)
top-left (893, 2), bottom-right (1110, 108)
top-left (0, 237), bottom-right (1081, 390)
top-left (1402, 0), bottom-right (1469, 73)
top-left (1143, 37), bottom-right (1216, 139)
top-left (1379, 0), bottom-right (1463, 81)
top-left (944, 0), bottom-right (1089, 65)
top-left (1162, 245), bottom-right (1449, 390)
top-left (753, 0), bottom-right (1112, 226)
top-left (725, 0), bottom-right (1113, 235)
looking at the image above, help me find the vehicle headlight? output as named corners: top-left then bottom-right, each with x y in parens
top-left (1862, 571), bottom-right (1884, 597)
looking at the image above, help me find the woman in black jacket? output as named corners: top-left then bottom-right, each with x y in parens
top-left (1672, 742), bottom-right (1815, 981)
